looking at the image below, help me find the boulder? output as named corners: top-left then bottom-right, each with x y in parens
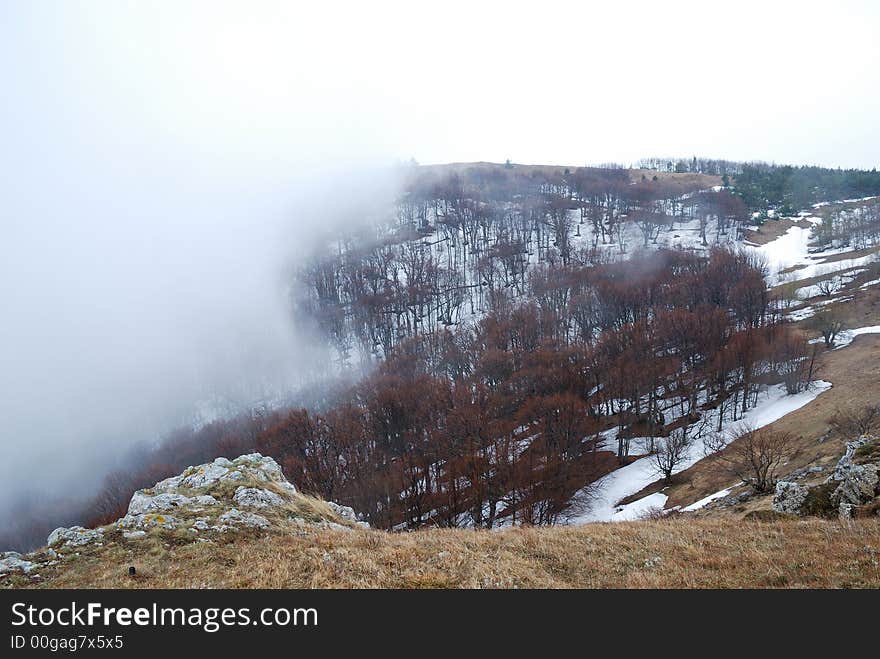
top-left (47, 526), bottom-right (104, 548)
top-left (0, 555), bottom-right (37, 574)
top-left (232, 487), bottom-right (285, 509)
top-left (772, 481), bottom-right (810, 515)
top-left (327, 501), bottom-right (368, 528)
top-left (214, 508), bottom-right (269, 531)
top-left (832, 463), bottom-right (879, 506)
top-left (128, 492), bottom-right (218, 516)
top-left (116, 513), bottom-right (180, 531)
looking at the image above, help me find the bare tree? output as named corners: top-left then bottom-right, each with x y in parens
top-left (807, 305), bottom-right (845, 347)
top-left (652, 426), bottom-right (695, 484)
top-left (829, 404), bottom-right (880, 437)
top-left (815, 276), bottom-right (841, 297)
top-left (704, 423), bottom-right (796, 493)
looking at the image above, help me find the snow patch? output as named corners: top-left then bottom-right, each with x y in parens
top-left (681, 486), bottom-right (737, 512)
top-left (610, 492), bottom-right (668, 521)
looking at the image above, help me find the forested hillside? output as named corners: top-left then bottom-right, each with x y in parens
top-left (297, 163), bottom-right (748, 366)
top-left (5, 160), bottom-right (880, 551)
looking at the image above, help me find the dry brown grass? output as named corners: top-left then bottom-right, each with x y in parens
top-left (627, 169), bottom-right (722, 188)
top-left (5, 517), bottom-right (879, 589)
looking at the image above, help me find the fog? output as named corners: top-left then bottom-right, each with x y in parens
top-left (1, 1), bottom-right (878, 530)
top-left (0, 2), bottom-right (404, 522)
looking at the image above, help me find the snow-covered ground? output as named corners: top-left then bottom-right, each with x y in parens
top-left (565, 209), bottom-right (736, 258)
top-left (747, 207), bottom-right (879, 287)
top-left (569, 380), bottom-right (832, 524)
top-left (610, 492), bottom-right (668, 521)
top-left (780, 252), bottom-right (879, 286)
top-left (809, 325), bottom-right (880, 351)
top-left (795, 270), bottom-right (866, 300)
top-left (751, 222), bottom-right (820, 285)
top-left (786, 295), bottom-right (853, 322)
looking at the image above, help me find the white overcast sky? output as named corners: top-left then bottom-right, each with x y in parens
top-left (0, 1), bottom-right (878, 513)
top-left (2, 0), bottom-right (877, 169)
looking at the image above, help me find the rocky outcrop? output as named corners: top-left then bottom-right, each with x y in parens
top-left (151, 454), bottom-right (296, 494)
top-left (772, 481), bottom-right (810, 515)
top-left (833, 463), bottom-right (879, 505)
top-left (828, 436), bottom-right (879, 507)
top-left (0, 552), bottom-right (38, 575)
top-left (829, 436), bottom-right (872, 481)
top-left (99, 454), bottom-right (316, 537)
top-left (771, 435), bottom-right (880, 518)
top-left (1, 453), bottom-right (367, 581)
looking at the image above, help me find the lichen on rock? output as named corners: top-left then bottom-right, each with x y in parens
top-left (128, 491), bottom-right (219, 516)
top-left (47, 526), bottom-right (104, 548)
top-left (772, 435), bottom-right (880, 518)
top-left (772, 481), bottom-right (810, 515)
top-left (232, 486), bottom-right (285, 509)
top-left (214, 508), bottom-right (270, 531)
top-left (0, 554), bottom-right (38, 574)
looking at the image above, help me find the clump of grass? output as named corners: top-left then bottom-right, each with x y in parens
top-left (854, 441), bottom-right (880, 465)
top-left (285, 494), bottom-right (346, 525)
top-left (855, 499), bottom-right (880, 518)
top-left (743, 510), bottom-right (795, 522)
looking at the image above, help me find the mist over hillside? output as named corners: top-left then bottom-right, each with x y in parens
top-left (0, 4), bottom-right (404, 537)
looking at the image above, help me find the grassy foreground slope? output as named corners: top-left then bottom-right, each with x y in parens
top-left (9, 518), bottom-right (880, 589)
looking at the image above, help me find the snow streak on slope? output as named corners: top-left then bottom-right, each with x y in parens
top-left (569, 380), bottom-right (832, 524)
top-left (752, 223), bottom-right (819, 285)
top-left (680, 485), bottom-right (737, 512)
top-left (809, 325), bottom-right (880, 351)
